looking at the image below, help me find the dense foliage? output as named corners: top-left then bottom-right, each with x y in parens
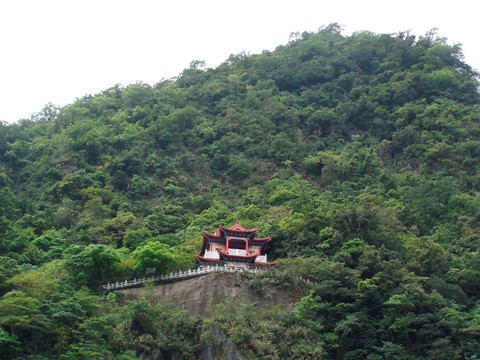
top-left (1, 25), bottom-right (480, 359)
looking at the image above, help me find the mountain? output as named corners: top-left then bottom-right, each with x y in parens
top-left (1, 24), bottom-right (480, 359)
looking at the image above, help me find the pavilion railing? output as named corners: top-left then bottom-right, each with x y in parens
top-left (227, 248), bottom-right (247, 256)
top-left (204, 250), bottom-right (220, 259)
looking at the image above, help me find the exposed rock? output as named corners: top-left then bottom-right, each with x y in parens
top-left (200, 323), bottom-right (244, 360)
top-left (115, 272), bottom-right (299, 317)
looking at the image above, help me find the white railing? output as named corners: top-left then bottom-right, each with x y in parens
top-left (102, 265), bottom-right (318, 291)
top-left (255, 255), bottom-right (267, 263)
top-left (204, 250), bottom-right (220, 259)
top-left (103, 265), bottom-right (268, 291)
top-left (228, 249), bottom-right (247, 256)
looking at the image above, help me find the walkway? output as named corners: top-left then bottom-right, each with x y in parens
top-left (102, 264), bottom-right (317, 291)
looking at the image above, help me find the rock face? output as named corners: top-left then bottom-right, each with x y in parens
top-left (116, 272), bottom-right (303, 360)
top-left (200, 323), bottom-right (245, 360)
top-left (115, 272), bottom-right (297, 317)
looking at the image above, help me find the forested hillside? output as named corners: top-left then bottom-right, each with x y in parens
top-left (1, 24), bottom-right (480, 359)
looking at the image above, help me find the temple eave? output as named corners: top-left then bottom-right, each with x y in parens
top-left (202, 232), bottom-right (221, 239)
top-left (195, 255), bottom-right (225, 263)
top-left (252, 237), bottom-right (271, 242)
top-left (217, 254), bottom-right (257, 263)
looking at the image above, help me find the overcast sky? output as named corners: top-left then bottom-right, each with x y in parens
top-left (1, 0), bottom-right (479, 124)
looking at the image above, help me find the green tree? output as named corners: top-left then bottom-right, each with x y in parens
top-left (7, 271), bottom-right (58, 299)
top-left (131, 241), bottom-right (177, 274)
top-left (64, 244), bottom-right (122, 287)
top-left (0, 257), bottom-right (18, 295)
top-left (0, 290), bottom-right (39, 336)
top-left (122, 228), bottom-right (153, 250)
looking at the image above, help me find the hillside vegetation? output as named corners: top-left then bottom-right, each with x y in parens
top-left (1, 24), bottom-right (480, 359)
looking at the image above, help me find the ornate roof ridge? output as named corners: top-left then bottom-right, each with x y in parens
top-left (219, 224), bottom-right (258, 233)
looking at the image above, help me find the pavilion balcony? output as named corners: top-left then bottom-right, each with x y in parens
top-left (255, 255), bottom-right (267, 263)
top-left (227, 248), bottom-right (247, 256)
top-left (204, 250), bottom-right (220, 259)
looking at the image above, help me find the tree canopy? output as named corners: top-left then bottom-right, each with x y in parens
top-left (1, 25), bottom-right (480, 359)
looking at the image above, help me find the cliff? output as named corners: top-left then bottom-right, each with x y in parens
top-left (115, 272), bottom-right (301, 317)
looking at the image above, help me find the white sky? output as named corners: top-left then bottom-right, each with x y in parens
top-left (1, 0), bottom-right (479, 123)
